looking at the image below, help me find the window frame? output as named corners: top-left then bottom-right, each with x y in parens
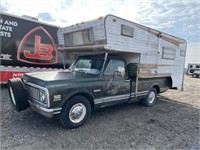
top-left (121, 25), bottom-right (134, 38)
top-left (64, 28), bottom-right (95, 47)
top-left (162, 46), bottom-right (176, 60)
top-left (103, 58), bottom-right (126, 76)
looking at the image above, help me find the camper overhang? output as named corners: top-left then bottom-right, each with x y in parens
top-left (58, 44), bottom-right (142, 54)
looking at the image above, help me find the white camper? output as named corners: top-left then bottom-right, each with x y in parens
top-left (58, 15), bottom-right (187, 89)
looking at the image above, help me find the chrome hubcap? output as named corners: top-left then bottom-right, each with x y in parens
top-left (148, 91), bottom-right (156, 104)
top-left (9, 87), bottom-right (16, 105)
top-left (69, 103), bottom-right (86, 123)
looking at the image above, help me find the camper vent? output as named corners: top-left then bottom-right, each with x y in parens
top-left (64, 28), bottom-right (94, 46)
top-left (180, 50), bottom-right (186, 57)
top-left (121, 25), bottom-right (134, 38)
top-left (162, 47), bottom-right (176, 60)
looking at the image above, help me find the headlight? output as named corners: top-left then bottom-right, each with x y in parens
top-left (39, 90), bottom-right (47, 104)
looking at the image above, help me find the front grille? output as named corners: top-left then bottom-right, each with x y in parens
top-left (26, 85), bottom-right (40, 100)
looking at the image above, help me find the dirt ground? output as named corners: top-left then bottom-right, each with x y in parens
top-left (0, 75), bottom-right (200, 150)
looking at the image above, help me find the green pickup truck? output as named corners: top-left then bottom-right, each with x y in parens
top-left (8, 53), bottom-right (170, 128)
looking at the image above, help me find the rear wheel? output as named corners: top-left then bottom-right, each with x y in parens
top-left (141, 87), bottom-right (157, 107)
top-left (59, 95), bottom-right (91, 129)
top-left (7, 78), bottom-right (29, 111)
top-left (192, 74), bottom-right (198, 78)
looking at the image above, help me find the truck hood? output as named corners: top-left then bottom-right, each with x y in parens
top-left (23, 70), bottom-right (98, 87)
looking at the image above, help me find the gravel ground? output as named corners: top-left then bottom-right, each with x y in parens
top-left (0, 76), bottom-right (200, 150)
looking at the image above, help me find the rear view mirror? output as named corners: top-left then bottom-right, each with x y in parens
top-left (117, 67), bottom-right (125, 77)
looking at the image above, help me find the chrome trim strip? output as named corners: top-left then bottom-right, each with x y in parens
top-left (136, 93), bottom-right (148, 96)
top-left (93, 89), bottom-right (102, 93)
top-left (94, 94), bottom-right (130, 104)
top-left (131, 91), bottom-right (149, 97)
top-left (26, 82), bottom-right (50, 108)
top-left (138, 91), bottom-right (149, 94)
top-left (94, 99), bottom-right (102, 104)
top-left (94, 91), bottom-right (150, 105)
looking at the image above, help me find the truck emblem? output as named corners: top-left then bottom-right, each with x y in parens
top-left (17, 26), bottom-right (58, 64)
top-left (93, 89), bottom-right (101, 93)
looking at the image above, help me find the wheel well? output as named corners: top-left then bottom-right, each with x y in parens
top-left (67, 93), bottom-right (95, 111)
top-left (80, 93), bottom-right (95, 110)
top-left (167, 77), bottom-right (173, 88)
top-left (153, 85), bottom-right (160, 94)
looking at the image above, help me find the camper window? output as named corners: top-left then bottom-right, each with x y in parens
top-left (64, 28), bottom-right (94, 46)
top-left (121, 25), bottom-right (134, 38)
top-left (162, 47), bottom-right (176, 60)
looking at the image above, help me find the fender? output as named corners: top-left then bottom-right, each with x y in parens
top-left (148, 83), bottom-right (160, 94)
top-left (59, 89), bottom-right (95, 109)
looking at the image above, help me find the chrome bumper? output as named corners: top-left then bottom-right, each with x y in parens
top-left (29, 101), bottom-right (62, 118)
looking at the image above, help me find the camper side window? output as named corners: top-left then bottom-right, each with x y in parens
top-left (121, 25), bottom-right (134, 38)
top-left (162, 47), bottom-right (176, 60)
top-left (64, 28), bottom-right (94, 46)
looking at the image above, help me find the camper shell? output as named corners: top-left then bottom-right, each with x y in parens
top-left (8, 15), bottom-right (187, 129)
top-left (58, 15), bottom-right (187, 88)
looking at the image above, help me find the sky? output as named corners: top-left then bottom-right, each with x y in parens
top-left (1, 0), bottom-right (200, 67)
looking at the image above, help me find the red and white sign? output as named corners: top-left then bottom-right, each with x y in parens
top-left (0, 71), bottom-right (26, 83)
top-left (17, 26), bottom-right (58, 65)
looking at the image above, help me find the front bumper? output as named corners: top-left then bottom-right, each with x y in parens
top-left (29, 101), bottom-right (62, 118)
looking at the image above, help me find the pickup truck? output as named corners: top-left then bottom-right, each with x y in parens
top-left (8, 53), bottom-right (170, 128)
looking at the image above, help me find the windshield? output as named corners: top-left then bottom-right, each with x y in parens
top-left (70, 57), bottom-right (104, 75)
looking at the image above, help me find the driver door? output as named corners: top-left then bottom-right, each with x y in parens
top-left (102, 58), bottom-right (130, 104)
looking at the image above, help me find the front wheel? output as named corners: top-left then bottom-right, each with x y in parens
top-left (59, 95), bottom-right (91, 129)
top-left (141, 88), bottom-right (157, 107)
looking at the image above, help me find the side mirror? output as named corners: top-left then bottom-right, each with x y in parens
top-left (117, 67), bottom-right (125, 77)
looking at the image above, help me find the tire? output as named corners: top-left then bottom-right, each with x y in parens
top-left (7, 78), bottom-right (29, 112)
top-left (192, 74), bottom-right (197, 78)
top-left (141, 87), bottom-right (157, 107)
top-left (59, 95), bottom-right (91, 129)
top-left (190, 69), bottom-right (194, 73)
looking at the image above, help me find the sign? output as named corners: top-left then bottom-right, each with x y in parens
top-left (18, 26), bottom-right (58, 64)
top-left (0, 13), bottom-right (62, 68)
